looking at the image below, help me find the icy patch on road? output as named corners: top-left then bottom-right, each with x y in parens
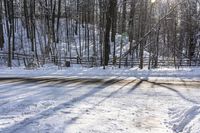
top-left (168, 106), bottom-right (200, 133)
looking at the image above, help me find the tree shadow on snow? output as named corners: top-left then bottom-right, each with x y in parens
top-left (144, 80), bottom-right (200, 104)
top-left (63, 79), bottom-right (136, 130)
top-left (0, 77), bottom-right (124, 133)
top-left (0, 77), bottom-right (102, 100)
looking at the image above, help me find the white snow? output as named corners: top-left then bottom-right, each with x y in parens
top-left (0, 65), bottom-right (200, 80)
top-left (168, 106), bottom-right (200, 133)
top-left (0, 66), bottom-right (200, 133)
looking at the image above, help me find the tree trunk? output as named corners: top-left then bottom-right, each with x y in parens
top-left (0, 0), bottom-right (4, 50)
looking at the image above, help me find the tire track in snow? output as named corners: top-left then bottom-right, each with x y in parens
top-left (169, 106), bottom-right (200, 133)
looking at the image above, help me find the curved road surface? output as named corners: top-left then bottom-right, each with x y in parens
top-left (0, 77), bottom-right (200, 133)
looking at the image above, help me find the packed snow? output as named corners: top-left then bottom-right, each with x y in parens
top-left (0, 66), bottom-right (200, 133)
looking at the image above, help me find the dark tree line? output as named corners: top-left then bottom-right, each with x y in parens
top-left (0, 0), bottom-right (200, 69)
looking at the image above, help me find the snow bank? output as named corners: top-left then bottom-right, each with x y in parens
top-left (168, 106), bottom-right (200, 133)
top-left (0, 65), bottom-right (200, 80)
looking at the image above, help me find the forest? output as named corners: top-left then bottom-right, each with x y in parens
top-left (0, 0), bottom-right (200, 69)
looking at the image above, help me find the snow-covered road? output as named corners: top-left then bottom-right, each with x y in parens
top-left (0, 77), bottom-right (200, 133)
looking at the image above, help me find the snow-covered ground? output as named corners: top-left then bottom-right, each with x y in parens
top-left (0, 65), bottom-right (200, 80)
top-left (0, 66), bottom-right (200, 133)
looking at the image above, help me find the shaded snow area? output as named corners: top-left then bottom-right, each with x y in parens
top-left (0, 67), bottom-right (200, 133)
